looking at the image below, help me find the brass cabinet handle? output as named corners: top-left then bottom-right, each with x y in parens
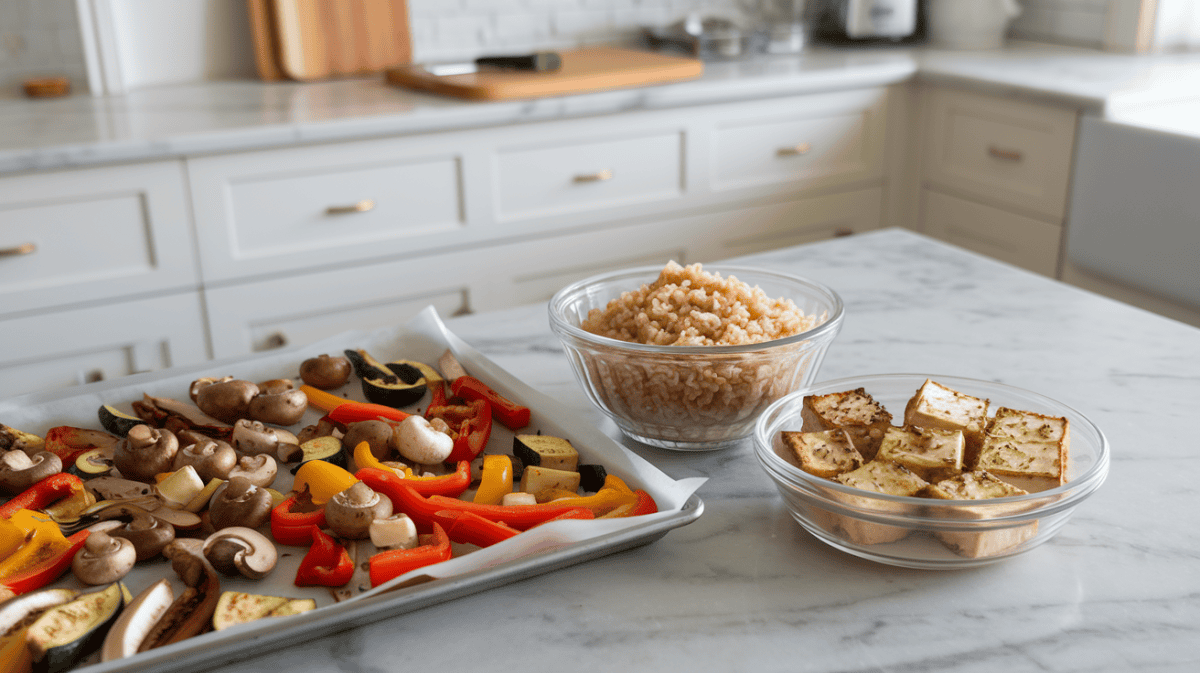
top-left (326, 200), bottom-right (375, 215)
top-left (988, 146), bottom-right (1024, 162)
top-left (573, 169), bottom-right (613, 183)
top-left (0, 242), bottom-right (36, 257)
top-left (777, 143), bottom-right (812, 157)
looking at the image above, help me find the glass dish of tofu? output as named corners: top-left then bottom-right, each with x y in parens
top-left (753, 374), bottom-right (1109, 569)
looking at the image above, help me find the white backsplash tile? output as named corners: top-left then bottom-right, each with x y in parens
top-left (0, 0), bottom-right (87, 95)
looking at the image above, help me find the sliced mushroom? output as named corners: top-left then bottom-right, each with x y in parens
top-left (194, 379), bottom-right (259, 424)
top-left (201, 528), bottom-right (277, 580)
top-left (141, 541), bottom-right (220, 652)
top-left (227, 454), bottom-right (278, 488)
top-left (0, 449), bottom-right (62, 495)
top-left (369, 513), bottom-right (418, 550)
top-left (171, 438), bottom-right (237, 481)
top-left (231, 420), bottom-right (285, 458)
top-left (342, 421), bottom-right (393, 462)
top-left (207, 477), bottom-right (272, 531)
top-left (0, 423), bottom-right (46, 455)
top-left (296, 417), bottom-right (340, 446)
top-left (325, 481), bottom-right (393, 540)
top-left (94, 504), bottom-right (176, 562)
top-left (112, 425), bottom-right (179, 483)
top-left (84, 476), bottom-right (157, 502)
top-left (247, 385), bottom-right (308, 427)
top-left (72, 531), bottom-right (137, 585)
top-left (299, 354), bottom-right (352, 390)
top-left (101, 579), bottom-right (174, 662)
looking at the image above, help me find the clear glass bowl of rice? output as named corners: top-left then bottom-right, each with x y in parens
top-left (548, 262), bottom-right (844, 451)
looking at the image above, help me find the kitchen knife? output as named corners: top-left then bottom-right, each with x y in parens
top-left (424, 52), bottom-right (562, 77)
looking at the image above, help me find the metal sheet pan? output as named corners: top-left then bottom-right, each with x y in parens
top-left (0, 308), bottom-right (705, 673)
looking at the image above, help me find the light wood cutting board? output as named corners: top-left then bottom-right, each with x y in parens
top-left (385, 47), bottom-right (704, 101)
top-left (255, 0), bottom-right (411, 81)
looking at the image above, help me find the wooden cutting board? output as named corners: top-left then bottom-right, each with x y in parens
top-left (385, 47), bottom-right (704, 101)
top-left (250, 0), bottom-right (411, 81)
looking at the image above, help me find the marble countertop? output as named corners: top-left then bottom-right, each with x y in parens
top-left (195, 228), bottom-right (1195, 673)
top-left (4, 41), bottom-right (1200, 175)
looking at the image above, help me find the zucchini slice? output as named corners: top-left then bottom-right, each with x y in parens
top-left (288, 436), bottom-right (349, 474)
top-left (344, 349), bottom-right (441, 408)
top-left (27, 583), bottom-right (124, 673)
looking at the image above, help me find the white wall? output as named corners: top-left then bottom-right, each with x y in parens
top-left (0, 0), bottom-right (88, 96)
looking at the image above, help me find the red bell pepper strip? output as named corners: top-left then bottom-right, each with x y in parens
top-left (357, 469), bottom-right (442, 530)
top-left (0, 530), bottom-right (89, 596)
top-left (600, 489), bottom-right (660, 519)
top-left (0, 473), bottom-right (84, 519)
top-left (294, 525), bottom-right (354, 587)
top-left (424, 495), bottom-right (594, 531)
top-left (270, 494), bottom-right (327, 546)
top-left (426, 397), bottom-right (492, 463)
top-left (327, 401), bottom-right (411, 425)
top-left (406, 460), bottom-right (472, 498)
top-left (431, 509), bottom-right (519, 547)
top-left (450, 376), bottom-right (531, 430)
top-left (368, 522), bottom-right (451, 587)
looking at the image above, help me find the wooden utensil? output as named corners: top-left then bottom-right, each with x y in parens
top-left (271, 0), bottom-right (411, 81)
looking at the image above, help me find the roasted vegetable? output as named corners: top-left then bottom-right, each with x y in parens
top-left (211, 591), bottom-right (315, 631)
top-left (345, 349), bottom-right (442, 408)
top-left (96, 406), bottom-right (143, 437)
top-left (25, 582), bottom-right (125, 673)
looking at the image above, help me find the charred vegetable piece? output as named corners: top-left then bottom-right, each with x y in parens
top-left (26, 582), bottom-right (125, 673)
top-left (513, 434), bottom-right (579, 472)
top-left (345, 349), bottom-right (441, 408)
top-left (288, 436), bottom-right (349, 474)
top-left (42, 427), bottom-right (120, 466)
top-left (69, 449), bottom-right (115, 479)
top-left (211, 591), bottom-right (315, 631)
top-left (578, 464), bottom-right (608, 493)
top-left (96, 405), bottom-right (143, 437)
top-left (101, 579), bottom-right (173, 662)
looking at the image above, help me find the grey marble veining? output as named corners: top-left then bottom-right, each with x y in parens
top-left (203, 229), bottom-right (1200, 673)
top-left (5, 42), bottom-right (1200, 175)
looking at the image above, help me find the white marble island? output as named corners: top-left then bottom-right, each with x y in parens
top-left (183, 228), bottom-right (1195, 673)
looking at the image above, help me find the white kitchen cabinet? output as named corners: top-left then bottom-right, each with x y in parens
top-left (0, 292), bottom-right (209, 397)
top-left (915, 85), bottom-right (1079, 278)
top-left (0, 161), bottom-right (199, 316)
top-left (922, 188), bottom-right (1062, 276)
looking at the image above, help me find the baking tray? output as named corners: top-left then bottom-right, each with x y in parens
top-left (0, 307), bottom-right (706, 673)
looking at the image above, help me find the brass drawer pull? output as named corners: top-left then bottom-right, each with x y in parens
top-left (0, 242), bottom-right (36, 257)
top-left (777, 143), bottom-right (812, 157)
top-left (573, 169), bottom-right (613, 183)
top-left (326, 200), bottom-right (375, 215)
top-left (988, 146), bottom-right (1024, 162)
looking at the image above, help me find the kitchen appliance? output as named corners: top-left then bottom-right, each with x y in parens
top-left (926, 0), bottom-right (1021, 49)
top-left (810, 0), bottom-right (919, 41)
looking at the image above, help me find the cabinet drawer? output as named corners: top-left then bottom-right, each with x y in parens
top-left (0, 292), bottom-right (208, 398)
top-left (923, 87), bottom-right (1077, 219)
top-left (189, 136), bottom-right (466, 282)
top-left (494, 130), bottom-right (683, 221)
top-left (711, 90), bottom-right (887, 192)
top-left (922, 188), bottom-right (1062, 277)
top-left (0, 161), bottom-right (197, 315)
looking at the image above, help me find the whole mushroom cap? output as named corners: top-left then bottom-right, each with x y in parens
top-left (248, 388), bottom-right (308, 427)
top-left (194, 379), bottom-right (260, 424)
top-left (0, 450), bottom-right (62, 495)
top-left (325, 481), bottom-right (393, 540)
top-left (299, 354), bottom-right (352, 390)
top-left (72, 531), bottom-right (137, 585)
top-left (207, 477), bottom-right (273, 531)
top-left (113, 425), bottom-right (179, 483)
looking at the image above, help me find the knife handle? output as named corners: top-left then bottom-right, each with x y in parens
top-left (475, 52), bottom-right (561, 72)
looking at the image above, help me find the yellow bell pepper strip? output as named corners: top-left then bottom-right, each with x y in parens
top-left (0, 529), bottom-right (88, 597)
top-left (270, 492), bottom-right (326, 547)
top-left (292, 460), bottom-right (358, 505)
top-left (352, 440), bottom-right (412, 479)
top-left (450, 376), bottom-right (531, 430)
top-left (298, 384), bottom-right (353, 412)
top-left (431, 510), bottom-right (518, 548)
top-left (0, 517), bottom-right (25, 560)
top-left (602, 473), bottom-right (635, 496)
top-left (536, 486), bottom-right (638, 517)
top-left (0, 473), bottom-right (85, 519)
top-left (472, 454), bottom-right (513, 505)
top-left (294, 525), bottom-right (354, 588)
top-left (368, 522), bottom-right (451, 587)
top-left (0, 510), bottom-right (69, 578)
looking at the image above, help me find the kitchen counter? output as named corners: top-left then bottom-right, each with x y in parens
top-left (174, 228), bottom-right (1194, 673)
top-left (5, 41), bottom-right (1200, 175)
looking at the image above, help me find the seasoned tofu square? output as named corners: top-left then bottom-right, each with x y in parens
top-left (801, 387), bottom-right (893, 461)
top-left (903, 379), bottom-right (989, 465)
top-left (876, 425), bottom-right (964, 483)
top-left (976, 407), bottom-right (1069, 493)
top-left (812, 460), bottom-right (929, 546)
top-left (781, 429), bottom-right (863, 479)
top-left (927, 470), bottom-right (1037, 558)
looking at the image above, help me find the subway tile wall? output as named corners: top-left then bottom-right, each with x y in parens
top-left (1010, 0), bottom-right (1111, 48)
top-left (0, 0), bottom-right (87, 96)
top-left (407, 0), bottom-right (743, 61)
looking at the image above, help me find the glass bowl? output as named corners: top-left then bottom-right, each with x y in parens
top-left (754, 374), bottom-right (1110, 569)
top-left (548, 265), bottom-right (844, 451)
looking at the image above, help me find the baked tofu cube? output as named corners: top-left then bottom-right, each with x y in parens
top-left (875, 425), bottom-right (964, 483)
top-left (513, 434), bottom-right (580, 472)
top-left (781, 429), bottom-right (863, 479)
top-left (927, 470), bottom-right (1038, 558)
top-left (812, 461), bottom-right (929, 545)
top-left (801, 387), bottom-right (893, 461)
top-left (904, 379), bottom-right (990, 466)
top-left (976, 407), bottom-right (1069, 493)
top-left (519, 465), bottom-right (581, 496)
